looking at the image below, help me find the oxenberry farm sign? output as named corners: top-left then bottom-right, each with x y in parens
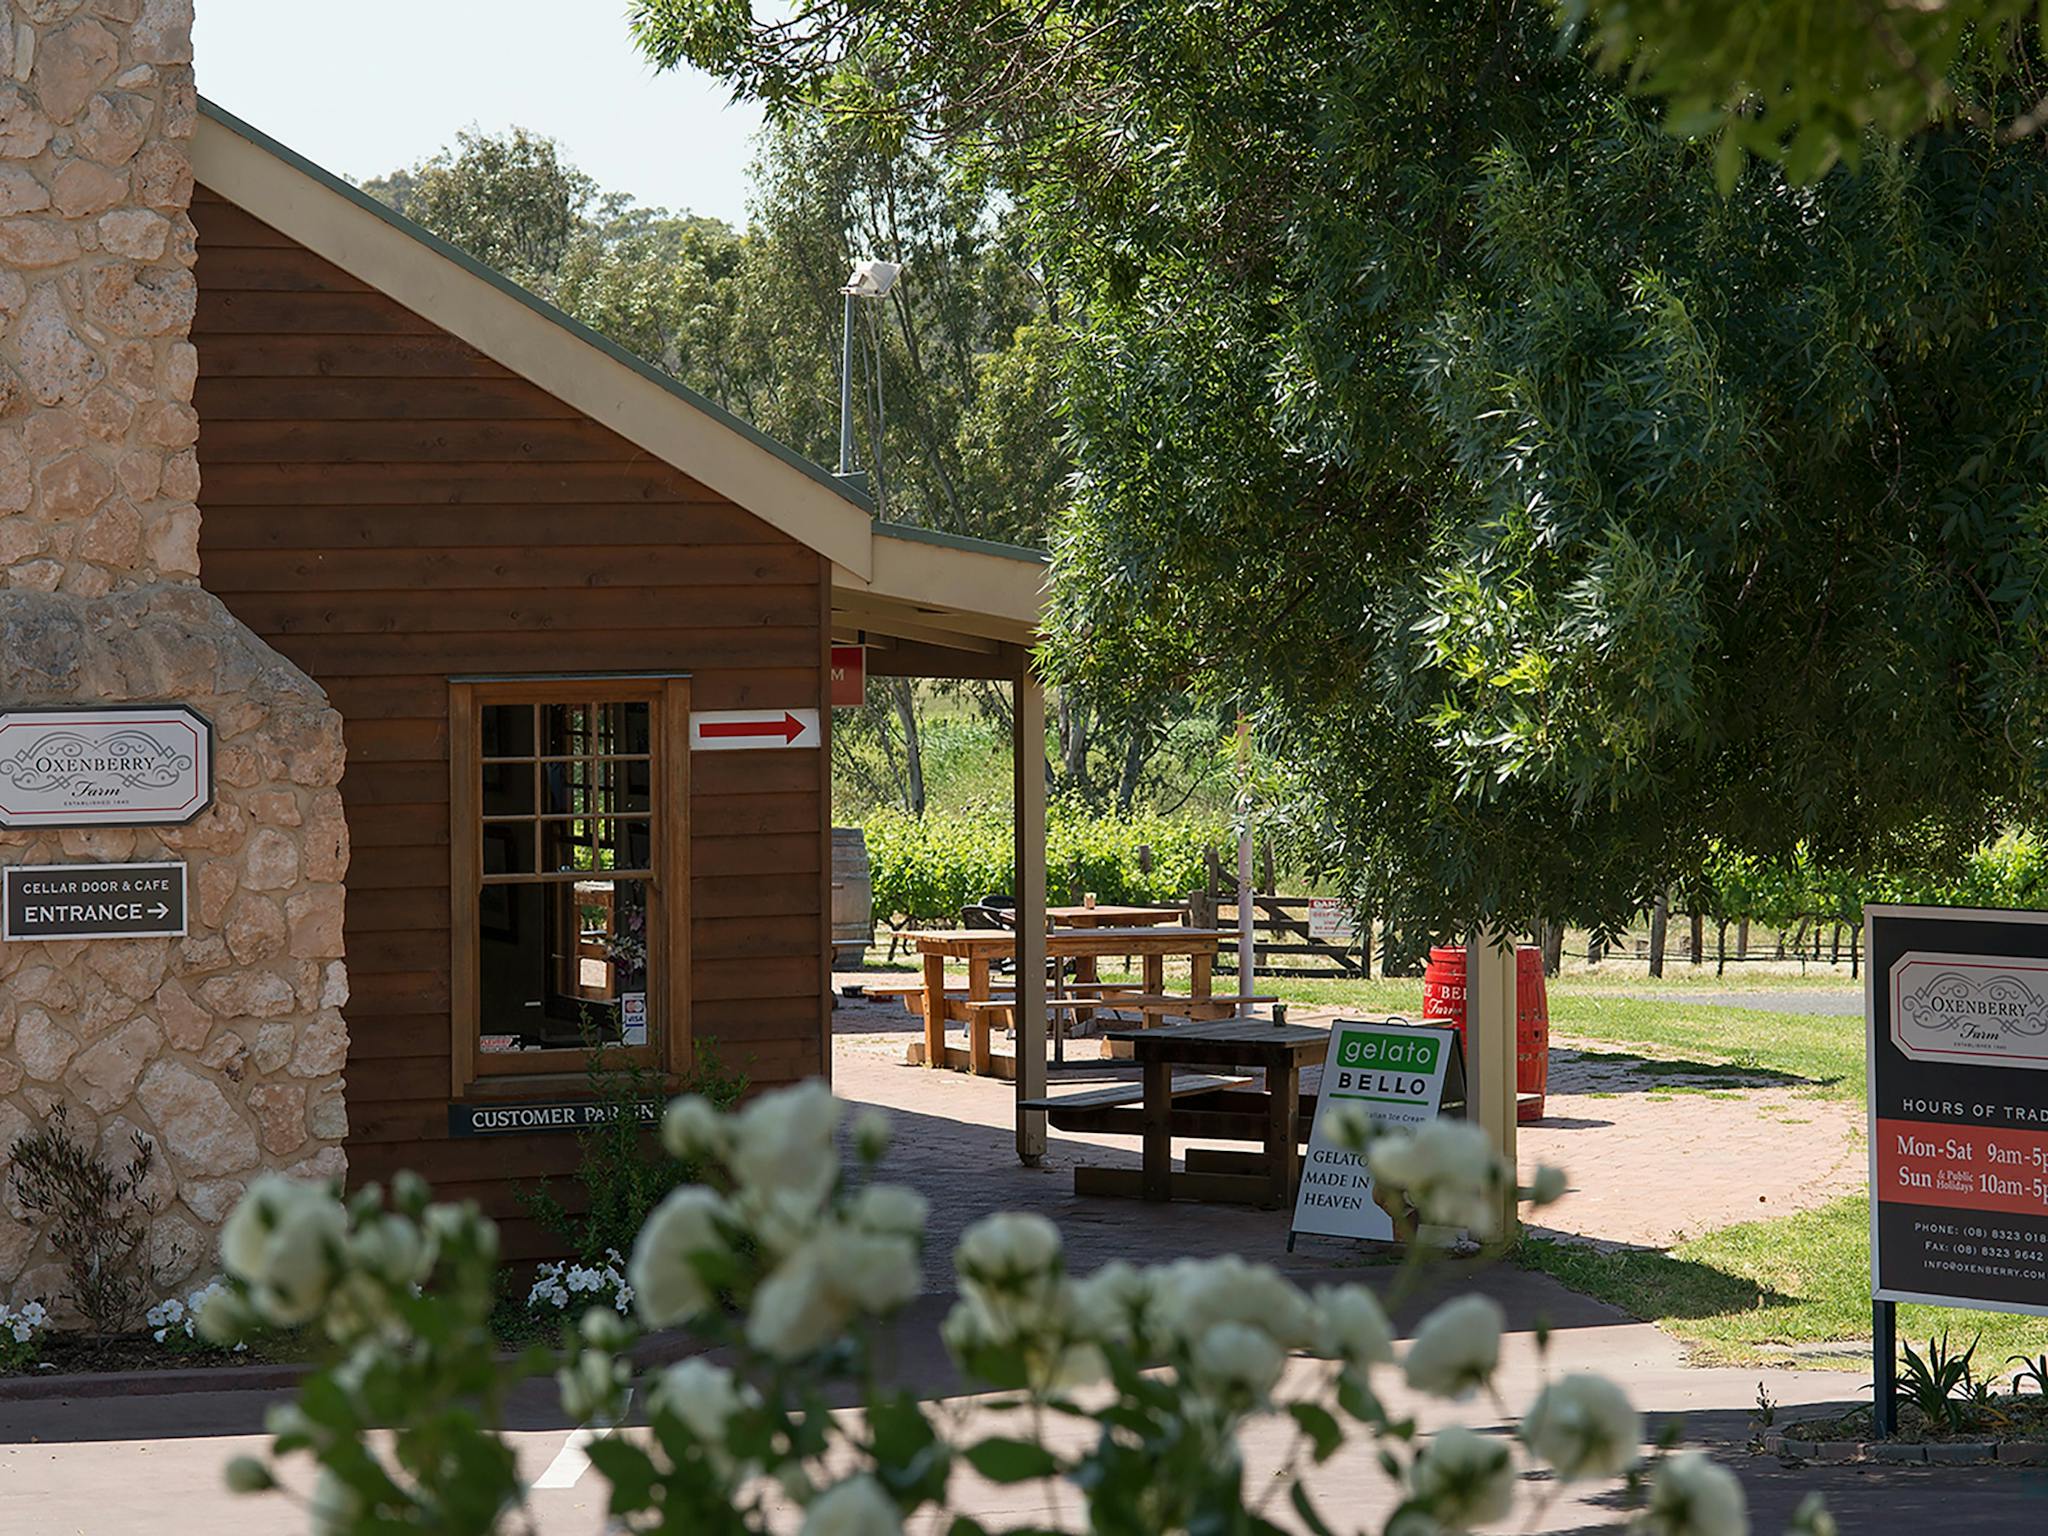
top-left (1867, 905), bottom-right (2048, 1432)
top-left (0, 706), bottom-right (214, 829)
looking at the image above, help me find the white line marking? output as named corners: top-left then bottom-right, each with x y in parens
top-left (534, 1388), bottom-right (632, 1490)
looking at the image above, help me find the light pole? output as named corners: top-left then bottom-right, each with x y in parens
top-left (837, 259), bottom-right (902, 490)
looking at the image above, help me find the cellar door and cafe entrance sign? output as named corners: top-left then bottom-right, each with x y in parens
top-left (1867, 904), bottom-right (2048, 1430)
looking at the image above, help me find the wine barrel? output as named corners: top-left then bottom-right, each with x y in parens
top-left (1514, 944), bottom-right (1549, 1122)
top-left (830, 827), bottom-right (873, 969)
top-left (1420, 944), bottom-right (1549, 1122)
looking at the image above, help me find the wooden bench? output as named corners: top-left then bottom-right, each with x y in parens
top-left (1020, 1073), bottom-right (1255, 1130)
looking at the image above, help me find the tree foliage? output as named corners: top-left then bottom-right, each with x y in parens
top-left (631, 0), bottom-right (2048, 930)
top-left (1559, 0), bottom-right (2048, 185)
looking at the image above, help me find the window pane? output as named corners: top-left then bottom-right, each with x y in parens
top-left (477, 877), bottom-right (650, 1050)
top-left (482, 822), bottom-right (535, 877)
top-left (550, 765), bottom-right (650, 817)
top-left (540, 758), bottom-right (589, 815)
top-left (596, 757), bottom-right (652, 814)
top-left (543, 703), bottom-right (593, 758)
top-left (619, 701), bottom-right (651, 756)
top-left (481, 703), bottom-right (535, 759)
top-left (543, 818), bottom-right (651, 873)
top-left (481, 759), bottom-right (535, 817)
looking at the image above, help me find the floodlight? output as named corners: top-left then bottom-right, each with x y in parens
top-left (842, 259), bottom-right (903, 298)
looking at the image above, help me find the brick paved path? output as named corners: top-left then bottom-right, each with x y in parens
top-left (830, 988), bottom-right (1864, 1264)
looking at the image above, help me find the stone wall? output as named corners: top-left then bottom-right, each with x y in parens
top-left (0, 0), bottom-right (350, 1310)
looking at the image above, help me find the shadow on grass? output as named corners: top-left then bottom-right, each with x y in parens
top-left (1556, 1047), bottom-right (1834, 1094)
top-left (1515, 1234), bottom-right (1801, 1322)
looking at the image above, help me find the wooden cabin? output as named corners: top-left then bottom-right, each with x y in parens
top-left (186, 103), bottom-right (1047, 1258)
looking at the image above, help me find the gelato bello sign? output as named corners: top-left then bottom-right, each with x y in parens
top-left (1868, 906), bottom-right (2048, 1318)
top-left (0, 706), bottom-right (213, 828)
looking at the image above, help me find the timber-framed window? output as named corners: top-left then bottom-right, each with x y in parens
top-left (448, 676), bottom-right (691, 1096)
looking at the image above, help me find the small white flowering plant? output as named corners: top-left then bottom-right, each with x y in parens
top-left (526, 1248), bottom-right (633, 1317)
top-left (214, 1082), bottom-right (1821, 1536)
top-left (146, 1278), bottom-right (247, 1356)
top-left (0, 1298), bottom-right (51, 1373)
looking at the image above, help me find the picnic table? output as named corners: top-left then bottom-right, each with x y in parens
top-left (1047, 903), bottom-right (1189, 1029)
top-left (1046, 903), bottom-right (1186, 928)
top-left (909, 926), bottom-right (1226, 1075)
top-left (1070, 1017), bottom-right (1332, 1207)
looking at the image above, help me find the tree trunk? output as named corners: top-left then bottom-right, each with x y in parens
top-left (1055, 690), bottom-right (1090, 795)
top-left (1648, 892), bottom-right (1669, 978)
top-left (1690, 910), bottom-right (1704, 966)
top-left (1358, 909), bottom-right (1374, 979)
top-left (1737, 917), bottom-right (1749, 958)
top-left (1259, 838), bottom-right (1276, 895)
top-left (1588, 931), bottom-right (1606, 965)
top-left (1851, 926), bottom-right (1861, 979)
top-left (892, 678), bottom-right (926, 817)
top-left (1716, 918), bottom-right (1729, 977)
top-left (1830, 924), bottom-right (1842, 964)
top-left (1542, 920), bottom-right (1564, 977)
top-left (1114, 717), bottom-right (1149, 814)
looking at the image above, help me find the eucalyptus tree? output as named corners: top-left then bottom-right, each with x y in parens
top-left (630, 0), bottom-right (2048, 930)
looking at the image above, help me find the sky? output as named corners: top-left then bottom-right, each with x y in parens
top-left (192, 1), bottom-right (766, 225)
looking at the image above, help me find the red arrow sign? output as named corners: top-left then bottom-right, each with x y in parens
top-left (701, 712), bottom-right (807, 744)
top-left (690, 709), bottom-right (821, 751)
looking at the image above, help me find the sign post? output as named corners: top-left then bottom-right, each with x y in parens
top-left (1866, 903), bottom-right (2048, 1436)
top-left (1290, 1018), bottom-right (1460, 1245)
top-left (3, 861), bottom-right (188, 942)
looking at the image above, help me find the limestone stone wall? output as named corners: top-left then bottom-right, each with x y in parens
top-left (0, 0), bottom-right (350, 1310)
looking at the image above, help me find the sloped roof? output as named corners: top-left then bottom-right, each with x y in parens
top-left (191, 99), bottom-right (1045, 650)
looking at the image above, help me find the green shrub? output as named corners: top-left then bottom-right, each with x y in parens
top-left (865, 804), bottom-right (1229, 923)
top-left (517, 1036), bottom-right (746, 1269)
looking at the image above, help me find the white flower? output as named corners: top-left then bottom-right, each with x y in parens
top-left (662, 1094), bottom-right (729, 1162)
top-left (819, 1225), bottom-right (922, 1314)
top-left (1410, 1426), bottom-right (1515, 1529)
top-left (651, 1356), bottom-right (758, 1446)
top-left (1149, 1255), bottom-right (1317, 1350)
top-left (1313, 1284), bottom-right (1394, 1367)
top-left (852, 1107), bottom-right (893, 1162)
top-left (1324, 1101), bottom-right (1375, 1152)
top-left (1070, 1261), bottom-right (1153, 1346)
top-left (1785, 1493), bottom-right (1836, 1536)
top-left (1527, 1164), bottom-right (1568, 1206)
top-left (348, 1213), bottom-right (433, 1287)
top-left (628, 1186), bottom-right (730, 1327)
top-left (955, 1211), bottom-right (1063, 1288)
top-left (219, 1175), bottom-right (348, 1327)
top-left (1190, 1320), bottom-right (1286, 1402)
top-left (1402, 1294), bottom-right (1503, 1398)
top-left (1369, 1121), bottom-right (1505, 1236)
top-left (729, 1081), bottom-right (842, 1212)
top-left (801, 1474), bottom-right (902, 1536)
top-left (1642, 1452), bottom-right (1749, 1536)
top-left (308, 1468), bottom-right (363, 1536)
top-left (847, 1183), bottom-right (928, 1240)
top-left (747, 1244), bottom-right (851, 1360)
top-left (1523, 1373), bottom-right (1641, 1480)
top-left (557, 1348), bottom-right (629, 1423)
top-left (653, 1357), bottom-right (753, 1439)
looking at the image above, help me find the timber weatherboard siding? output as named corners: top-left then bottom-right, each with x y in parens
top-left (192, 187), bottom-right (832, 1259)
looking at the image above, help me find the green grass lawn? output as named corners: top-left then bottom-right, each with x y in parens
top-left (1132, 972), bottom-right (1867, 1101)
top-left (869, 959), bottom-right (1867, 1098)
top-left (1519, 1197), bottom-right (2048, 1371)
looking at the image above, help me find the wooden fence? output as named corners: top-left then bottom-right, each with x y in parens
top-left (1191, 890), bottom-right (1370, 979)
